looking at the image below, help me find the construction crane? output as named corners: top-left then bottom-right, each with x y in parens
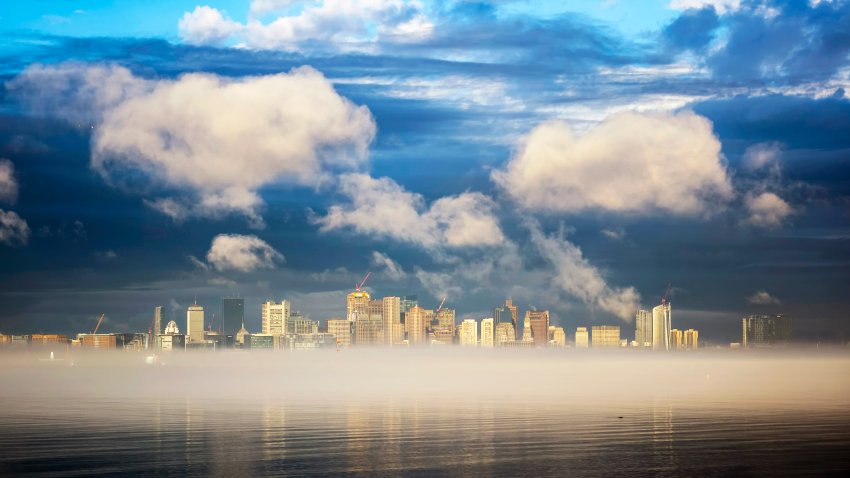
top-left (91, 313), bottom-right (105, 334)
top-left (436, 297), bottom-right (447, 314)
top-left (661, 283), bottom-right (672, 305)
top-left (355, 271), bottom-right (371, 292)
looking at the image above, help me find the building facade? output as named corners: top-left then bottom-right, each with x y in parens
top-left (575, 327), bottom-right (589, 348)
top-left (591, 325), bottom-right (621, 348)
top-left (382, 296), bottom-right (401, 345)
top-left (495, 322), bottom-right (515, 347)
top-left (221, 297), bottom-right (244, 336)
top-left (186, 303), bottom-right (204, 344)
top-left (480, 318), bottom-right (495, 348)
top-left (526, 310), bottom-right (550, 347)
top-left (652, 303), bottom-right (672, 351)
top-left (742, 315), bottom-right (791, 347)
top-left (327, 319), bottom-right (352, 347)
top-left (635, 309), bottom-right (652, 347)
top-left (262, 300), bottom-right (290, 336)
top-left (460, 319), bottom-right (478, 347)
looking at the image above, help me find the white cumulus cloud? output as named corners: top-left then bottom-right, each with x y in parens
top-left (315, 173), bottom-right (506, 250)
top-left (0, 159), bottom-right (18, 204)
top-left (668, 0), bottom-right (741, 13)
top-left (747, 290), bottom-right (781, 305)
top-left (0, 209), bottom-right (30, 247)
top-left (370, 251), bottom-right (406, 280)
top-left (744, 191), bottom-right (792, 228)
top-left (8, 63), bottom-right (376, 226)
top-left (206, 234), bottom-right (284, 272)
top-left (528, 222), bottom-right (640, 322)
top-left (178, 6), bottom-right (243, 45)
top-left (493, 110), bottom-right (733, 217)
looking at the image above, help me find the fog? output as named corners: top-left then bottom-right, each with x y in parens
top-left (3, 348), bottom-right (849, 410)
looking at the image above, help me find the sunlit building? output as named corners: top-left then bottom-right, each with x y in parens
top-left (153, 306), bottom-right (163, 337)
top-left (742, 315), bottom-right (792, 347)
top-left (187, 303), bottom-right (204, 344)
top-left (683, 329), bottom-right (699, 349)
top-left (460, 319), bottom-right (478, 347)
top-left (354, 300), bottom-right (383, 346)
top-left (591, 325), bottom-right (620, 348)
top-left (635, 309), bottom-right (652, 347)
top-left (29, 334), bottom-right (68, 345)
top-left (435, 308), bottom-right (455, 345)
top-left (522, 314), bottom-right (533, 342)
top-left (158, 334), bottom-right (186, 351)
top-left (406, 305), bottom-right (428, 345)
top-left (288, 311), bottom-right (318, 335)
top-left (548, 326), bottom-right (566, 347)
top-left (495, 322), bottom-right (515, 347)
top-left (164, 320), bottom-right (180, 335)
top-left (327, 318), bottom-right (352, 347)
top-left (262, 300), bottom-right (290, 336)
top-left (382, 296), bottom-right (401, 345)
top-left (670, 329), bottom-right (683, 350)
top-left (652, 302), bottom-right (672, 351)
top-left (481, 318), bottom-right (495, 348)
top-left (526, 310), bottom-right (550, 347)
top-left (244, 334), bottom-right (275, 349)
top-left (494, 299), bottom-right (518, 340)
top-left (78, 334), bottom-right (117, 349)
top-left (575, 327), bottom-right (589, 348)
top-left (347, 291), bottom-right (371, 322)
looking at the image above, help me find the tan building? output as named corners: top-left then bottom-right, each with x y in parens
top-left (495, 322), bottom-right (515, 347)
top-left (187, 303), bottom-right (204, 344)
top-left (434, 308), bottom-right (455, 344)
top-left (683, 329), bottom-right (699, 350)
top-left (354, 300), bottom-right (383, 346)
top-left (382, 296), bottom-right (401, 345)
top-left (261, 300), bottom-right (289, 336)
top-left (548, 326), bottom-right (566, 347)
top-left (79, 334), bottom-right (117, 349)
top-left (327, 318), bottom-right (352, 347)
top-left (406, 305), bottom-right (428, 345)
top-left (480, 318), bottom-right (495, 348)
top-left (575, 327), bottom-right (589, 348)
top-left (591, 326), bottom-right (621, 348)
top-left (670, 329), bottom-right (683, 350)
top-left (347, 290), bottom-right (371, 322)
top-left (460, 319), bottom-right (478, 347)
top-left (526, 310), bottom-right (550, 347)
top-left (495, 299), bottom-right (519, 340)
top-left (29, 334), bottom-right (68, 344)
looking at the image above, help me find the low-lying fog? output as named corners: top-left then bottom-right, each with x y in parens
top-left (3, 348), bottom-right (848, 408)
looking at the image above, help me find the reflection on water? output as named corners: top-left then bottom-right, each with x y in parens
top-left (1, 397), bottom-right (849, 477)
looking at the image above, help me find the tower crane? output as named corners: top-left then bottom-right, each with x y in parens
top-left (436, 297), bottom-right (447, 314)
top-left (355, 271), bottom-right (371, 292)
top-left (91, 313), bottom-right (105, 334)
top-left (661, 283), bottom-right (672, 305)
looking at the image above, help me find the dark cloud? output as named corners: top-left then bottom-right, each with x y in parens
top-left (662, 6), bottom-right (720, 54)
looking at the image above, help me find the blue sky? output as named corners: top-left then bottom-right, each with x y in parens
top-left (0, 0), bottom-right (849, 343)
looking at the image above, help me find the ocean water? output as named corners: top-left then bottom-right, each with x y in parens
top-left (1, 349), bottom-right (849, 477)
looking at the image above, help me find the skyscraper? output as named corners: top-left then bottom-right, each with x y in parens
top-left (221, 296), bottom-right (244, 336)
top-left (652, 303), bottom-right (672, 351)
top-left (575, 327), bottom-right (589, 348)
top-left (327, 318), bottom-right (352, 347)
top-left (495, 299), bottom-right (518, 340)
top-left (262, 300), bottom-right (290, 335)
top-left (683, 329), bottom-right (699, 349)
top-left (382, 296), bottom-right (401, 345)
top-left (670, 329), bottom-right (683, 350)
top-left (742, 315), bottom-right (792, 347)
top-left (635, 309), bottom-right (652, 347)
top-left (481, 318), bottom-right (495, 348)
top-left (522, 314), bottom-right (533, 342)
top-left (186, 303), bottom-right (204, 344)
top-left (153, 306), bottom-right (162, 335)
top-left (548, 326), bottom-right (566, 347)
top-left (526, 310), bottom-right (550, 347)
top-left (406, 305), bottom-right (428, 345)
top-left (354, 300), bottom-right (382, 346)
top-left (435, 308), bottom-right (455, 345)
top-left (591, 325), bottom-right (620, 348)
top-left (495, 322), bottom-right (515, 347)
top-left (460, 319), bottom-right (478, 347)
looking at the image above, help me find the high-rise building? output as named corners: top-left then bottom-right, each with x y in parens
top-left (460, 319), bottom-right (478, 347)
top-left (495, 322), bottom-right (515, 347)
top-left (548, 326), bottom-right (566, 347)
top-left (187, 303), bottom-right (204, 344)
top-left (221, 297), bottom-right (244, 336)
top-left (435, 308), bottom-right (455, 344)
top-left (522, 314), bottom-right (533, 342)
top-left (742, 315), bottom-right (791, 347)
top-left (382, 296), bottom-right (401, 345)
top-left (347, 291), bottom-right (371, 322)
top-left (495, 299), bottom-right (518, 340)
top-left (406, 306), bottom-right (428, 345)
top-left (354, 300), bottom-right (383, 346)
top-left (262, 300), bottom-right (290, 335)
top-left (526, 310), bottom-right (550, 347)
top-left (153, 306), bottom-right (163, 336)
top-left (652, 303), bottom-right (672, 351)
top-left (591, 325), bottom-right (621, 348)
top-left (635, 309), bottom-right (652, 347)
top-left (327, 318), bottom-right (352, 347)
top-left (288, 311), bottom-right (318, 335)
top-left (164, 320), bottom-right (180, 335)
top-left (481, 318), bottom-right (495, 348)
top-left (575, 327), bottom-right (589, 348)
top-left (670, 329), bottom-right (683, 350)
top-left (683, 329), bottom-right (699, 349)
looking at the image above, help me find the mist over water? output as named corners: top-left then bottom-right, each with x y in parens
top-left (2, 349), bottom-right (849, 476)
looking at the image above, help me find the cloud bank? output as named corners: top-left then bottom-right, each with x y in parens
top-left (206, 234), bottom-right (284, 272)
top-left (0, 210), bottom-right (30, 247)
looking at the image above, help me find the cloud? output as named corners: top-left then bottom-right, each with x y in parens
top-left (315, 173), bottom-right (505, 250)
top-left (668, 0), bottom-right (741, 14)
top-left (747, 290), bottom-right (781, 305)
top-left (601, 228), bottom-right (626, 241)
top-left (205, 234), bottom-right (284, 272)
top-left (0, 209), bottom-right (30, 247)
top-left (9, 63), bottom-right (376, 226)
top-left (370, 251), bottom-right (406, 280)
top-left (0, 159), bottom-right (18, 204)
top-left (744, 191), bottom-right (792, 228)
top-left (528, 222), bottom-right (640, 322)
top-left (493, 110), bottom-right (733, 217)
top-left (414, 268), bottom-right (462, 301)
top-left (93, 250), bottom-right (118, 261)
top-left (179, 1), bottom-right (432, 51)
top-left (742, 141), bottom-right (783, 176)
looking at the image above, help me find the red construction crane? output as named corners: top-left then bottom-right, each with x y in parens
top-left (661, 283), bottom-right (672, 305)
top-left (91, 313), bottom-right (105, 334)
top-left (436, 297), bottom-right (447, 314)
top-left (355, 271), bottom-right (371, 292)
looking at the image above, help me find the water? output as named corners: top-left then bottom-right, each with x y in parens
top-left (1, 350), bottom-right (849, 477)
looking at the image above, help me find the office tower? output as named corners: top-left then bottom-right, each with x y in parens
top-left (382, 296), bottom-right (401, 345)
top-left (670, 329), bottom-right (683, 350)
top-left (186, 303), bottom-right (204, 344)
top-left (495, 299), bottom-right (519, 340)
top-left (400, 295), bottom-right (419, 314)
top-left (262, 300), bottom-right (290, 335)
top-left (591, 325), bottom-right (621, 348)
top-left (495, 322), bottom-right (515, 347)
top-left (353, 300), bottom-right (382, 346)
top-left (635, 309), bottom-right (652, 347)
top-left (164, 320), bottom-right (180, 335)
top-left (288, 311), bottom-right (318, 335)
top-left (575, 327), bottom-right (589, 348)
top-left (221, 297), bottom-right (244, 336)
top-left (460, 319), bottom-right (478, 347)
top-left (683, 329), bottom-right (699, 349)
top-left (522, 314), bottom-right (533, 342)
top-left (153, 306), bottom-right (162, 336)
top-left (549, 326), bottom-right (566, 347)
top-left (327, 318), bottom-right (352, 347)
top-left (347, 290), bottom-right (371, 322)
top-left (742, 314), bottom-right (792, 347)
top-left (406, 305), bottom-right (428, 345)
top-left (526, 310), bottom-right (550, 347)
top-left (435, 308), bottom-right (455, 344)
top-left (652, 302), bottom-right (672, 351)
top-left (481, 318), bottom-right (495, 348)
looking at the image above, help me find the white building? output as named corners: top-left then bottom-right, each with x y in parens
top-left (652, 302), bottom-right (672, 351)
top-left (460, 319), bottom-right (478, 347)
top-left (382, 296), bottom-right (401, 345)
top-left (480, 318), bottom-right (495, 348)
top-left (575, 327), bottom-right (589, 348)
top-left (186, 303), bottom-right (204, 344)
top-left (635, 309), bottom-right (652, 347)
top-left (262, 300), bottom-right (290, 336)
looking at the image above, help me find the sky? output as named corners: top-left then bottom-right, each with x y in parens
top-left (0, 0), bottom-right (848, 343)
